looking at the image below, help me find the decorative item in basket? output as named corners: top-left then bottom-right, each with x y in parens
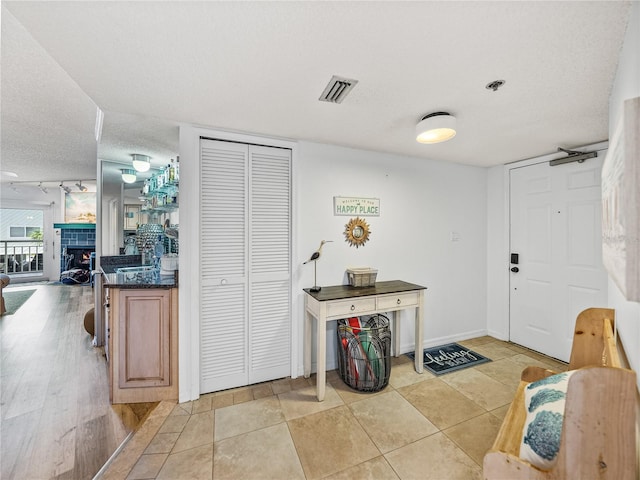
top-left (346, 267), bottom-right (378, 287)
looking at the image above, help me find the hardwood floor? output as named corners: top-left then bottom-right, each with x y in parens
top-left (1, 283), bottom-right (156, 480)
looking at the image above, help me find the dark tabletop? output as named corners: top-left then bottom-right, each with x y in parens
top-left (303, 280), bottom-right (426, 301)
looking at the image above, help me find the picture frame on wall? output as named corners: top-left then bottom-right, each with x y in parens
top-left (601, 96), bottom-right (640, 302)
top-left (65, 192), bottom-right (97, 223)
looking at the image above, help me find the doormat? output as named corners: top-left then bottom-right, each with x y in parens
top-left (406, 342), bottom-right (491, 375)
top-left (2, 289), bottom-right (36, 315)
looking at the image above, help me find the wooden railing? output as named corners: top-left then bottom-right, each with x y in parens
top-left (0, 240), bottom-right (44, 275)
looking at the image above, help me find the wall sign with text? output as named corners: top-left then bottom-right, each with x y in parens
top-left (333, 197), bottom-right (380, 216)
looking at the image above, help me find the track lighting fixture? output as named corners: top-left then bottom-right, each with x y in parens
top-left (76, 181), bottom-right (88, 192)
top-left (59, 182), bottom-right (72, 193)
top-left (38, 182), bottom-right (48, 194)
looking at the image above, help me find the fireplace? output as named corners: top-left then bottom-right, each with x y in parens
top-left (54, 223), bottom-right (96, 275)
top-left (62, 246), bottom-right (95, 272)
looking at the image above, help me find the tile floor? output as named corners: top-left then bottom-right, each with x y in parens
top-left (99, 336), bottom-right (567, 480)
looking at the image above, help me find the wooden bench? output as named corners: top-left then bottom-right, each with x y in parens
top-left (483, 308), bottom-right (637, 480)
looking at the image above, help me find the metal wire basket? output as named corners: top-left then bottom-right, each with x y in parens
top-left (337, 314), bottom-right (391, 392)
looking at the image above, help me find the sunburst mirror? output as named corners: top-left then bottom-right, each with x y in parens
top-left (344, 217), bottom-right (371, 248)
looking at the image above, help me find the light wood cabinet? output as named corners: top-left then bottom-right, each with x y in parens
top-left (108, 287), bottom-right (178, 403)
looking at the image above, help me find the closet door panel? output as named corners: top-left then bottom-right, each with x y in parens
top-left (200, 139), bottom-right (249, 393)
top-left (249, 145), bottom-right (291, 383)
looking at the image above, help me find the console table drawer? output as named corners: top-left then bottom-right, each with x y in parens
top-left (377, 292), bottom-right (419, 310)
top-left (326, 298), bottom-right (376, 317)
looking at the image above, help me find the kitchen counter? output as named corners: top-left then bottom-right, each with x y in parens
top-left (100, 255), bottom-right (179, 404)
top-left (102, 270), bottom-right (177, 288)
top-left (100, 255), bottom-right (177, 288)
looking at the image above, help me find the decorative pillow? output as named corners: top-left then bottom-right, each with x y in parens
top-left (519, 370), bottom-right (575, 470)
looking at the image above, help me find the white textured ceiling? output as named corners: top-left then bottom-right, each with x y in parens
top-left (0, 1), bottom-right (632, 188)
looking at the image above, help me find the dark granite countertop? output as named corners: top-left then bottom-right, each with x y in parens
top-left (102, 271), bottom-right (177, 289)
top-left (100, 255), bottom-right (177, 288)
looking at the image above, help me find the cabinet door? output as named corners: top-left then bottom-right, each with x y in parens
top-left (118, 289), bottom-right (171, 388)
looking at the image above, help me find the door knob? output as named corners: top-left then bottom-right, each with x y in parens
top-left (510, 267), bottom-right (519, 273)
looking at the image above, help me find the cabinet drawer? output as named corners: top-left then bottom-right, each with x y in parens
top-left (327, 298), bottom-right (376, 317)
top-left (377, 292), bottom-right (419, 310)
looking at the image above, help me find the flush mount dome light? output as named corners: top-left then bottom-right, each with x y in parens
top-left (415, 112), bottom-right (457, 144)
top-left (121, 169), bottom-right (137, 184)
top-left (132, 154), bottom-right (151, 172)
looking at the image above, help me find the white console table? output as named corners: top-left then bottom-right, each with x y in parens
top-left (304, 280), bottom-right (427, 401)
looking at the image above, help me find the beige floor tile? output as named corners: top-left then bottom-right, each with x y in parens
top-left (467, 342), bottom-right (517, 361)
top-left (214, 395), bottom-right (284, 441)
top-left (475, 357), bottom-right (527, 389)
top-left (213, 422), bottom-right (304, 480)
top-left (144, 432), bottom-right (180, 454)
top-left (211, 392), bottom-right (234, 410)
top-left (157, 415), bottom-right (189, 434)
top-left (388, 360), bottom-right (433, 389)
top-left (440, 369), bottom-right (516, 410)
top-left (271, 377), bottom-right (293, 394)
top-left (232, 388), bottom-right (254, 404)
top-left (172, 410), bottom-right (214, 453)
top-left (384, 432), bottom-right (482, 480)
top-left (349, 390), bottom-right (438, 453)
top-left (489, 403), bottom-right (511, 422)
top-left (170, 402), bottom-right (192, 416)
top-left (278, 382), bottom-right (344, 421)
top-left (397, 377), bottom-right (486, 430)
top-left (330, 376), bottom-right (390, 404)
top-left (324, 456), bottom-right (400, 480)
top-left (191, 395), bottom-right (212, 414)
top-left (251, 383), bottom-right (274, 399)
top-left (156, 444), bottom-right (213, 480)
top-left (457, 336), bottom-right (495, 348)
top-left (509, 353), bottom-right (560, 371)
top-left (126, 453), bottom-right (167, 480)
top-left (288, 405), bottom-right (380, 479)
top-left (444, 412), bottom-right (503, 465)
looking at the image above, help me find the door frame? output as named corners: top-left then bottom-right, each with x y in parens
top-left (179, 126), bottom-right (298, 403)
top-left (489, 141), bottom-right (608, 344)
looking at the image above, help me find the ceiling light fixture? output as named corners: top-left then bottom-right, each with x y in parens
top-left (38, 182), bottom-right (48, 194)
top-left (121, 169), bottom-right (137, 184)
top-left (416, 112), bottom-right (457, 144)
top-left (76, 181), bottom-right (88, 192)
top-left (59, 182), bottom-right (72, 194)
top-left (132, 154), bottom-right (151, 173)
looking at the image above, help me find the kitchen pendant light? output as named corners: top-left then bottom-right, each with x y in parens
top-left (416, 112), bottom-right (457, 144)
top-left (132, 154), bottom-right (151, 172)
top-left (121, 169), bottom-right (137, 184)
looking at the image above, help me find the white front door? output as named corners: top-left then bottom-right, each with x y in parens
top-left (509, 156), bottom-right (607, 361)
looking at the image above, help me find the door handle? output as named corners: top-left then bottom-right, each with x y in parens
top-left (510, 267), bottom-right (519, 273)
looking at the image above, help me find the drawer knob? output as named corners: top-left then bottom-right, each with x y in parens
top-left (397, 298), bottom-right (401, 305)
top-left (350, 304), bottom-right (356, 311)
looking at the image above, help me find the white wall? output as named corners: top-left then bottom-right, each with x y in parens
top-left (294, 141), bottom-right (488, 374)
top-left (607, 0), bottom-right (640, 380)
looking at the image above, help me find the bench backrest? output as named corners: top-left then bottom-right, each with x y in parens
top-left (568, 307), bottom-right (619, 369)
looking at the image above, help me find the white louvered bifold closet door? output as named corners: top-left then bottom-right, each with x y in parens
top-left (200, 139), bottom-right (291, 394)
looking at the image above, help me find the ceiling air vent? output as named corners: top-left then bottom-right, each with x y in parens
top-left (319, 75), bottom-right (358, 104)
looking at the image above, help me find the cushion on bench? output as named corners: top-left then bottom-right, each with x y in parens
top-left (519, 370), bottom-right (575, 470)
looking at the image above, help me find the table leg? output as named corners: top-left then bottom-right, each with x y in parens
top-left (415, 291), bottom-right (424, 373)
top-left (304, 309), bottom-right (312, 378)
top-left (316, 314), bottom-right (326, 401)
top-left (393, 310), bottom-right (400, 357)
